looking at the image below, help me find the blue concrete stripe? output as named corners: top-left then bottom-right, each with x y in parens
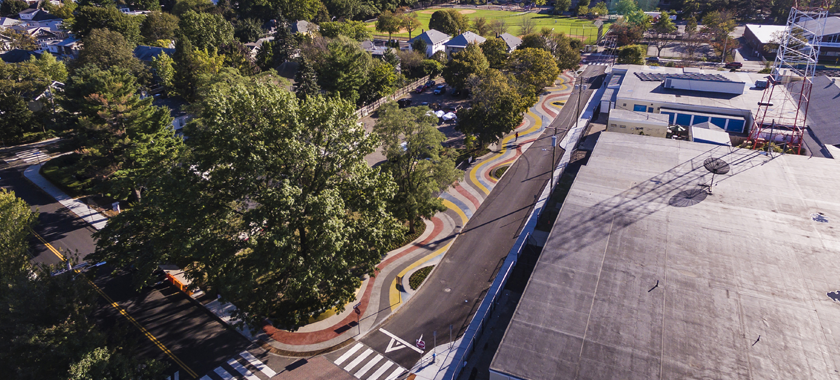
top-left (440, 191), bottom-right (474, 220)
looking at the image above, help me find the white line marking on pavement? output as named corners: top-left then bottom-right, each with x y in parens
top-left (354, 354), bottom-right (384, 378)
top-left (379, 329), bottom-right (423, 354)
top-left (213, 367), bottom-right (236, 380)
top-left (227, 358), bottom-right (260, 380)
top-left (385, 337), bottom-right (407, 353)
top-left (334, 343), bottom-right (364, 365)
top-left (383, 367), bottom-right (406, 380)
top-left (239, 351), bottom-right (276, 378)
top-left (366, 361), bottom-right (393, 380)
top-left (344, 349), bottom-right (374, 372)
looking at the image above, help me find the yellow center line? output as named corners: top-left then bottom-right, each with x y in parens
top-left (30, 229), bottom-right (199, 379)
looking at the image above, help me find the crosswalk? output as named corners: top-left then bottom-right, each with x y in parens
top-left (199, 351), bottom-right (276, 380)
top-left (333, 343), bottom-right (407, 380)
top-left (4, 149), bottom-right (46, 165)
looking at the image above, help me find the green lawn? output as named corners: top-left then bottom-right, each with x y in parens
top-left (367, 9), bottom-right (609, 44)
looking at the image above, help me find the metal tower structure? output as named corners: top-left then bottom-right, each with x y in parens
top-left (748, 2), bottom-right (829, 154)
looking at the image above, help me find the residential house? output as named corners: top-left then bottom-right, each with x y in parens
top-left (361, 40), bottom-right (389, 58)
top-left (55, 36), bottom-right (80, 58)
top-left (17, 8), bottom-right (39, 20)
top-left (499, 32), bottom-right (522, 52)
top-left (134, 45), bottom-right (175, 62)
top-left (444, 31), bottom-right (485, 56)
top-left (408, 29), bottom-right (450, 57)
top-left (290, 20), bottom-right (318, 36)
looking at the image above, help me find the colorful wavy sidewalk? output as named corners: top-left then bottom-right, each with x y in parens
top-left (259, 71), bottom-right (577, 354)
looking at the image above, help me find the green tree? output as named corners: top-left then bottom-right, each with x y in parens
top-left (489, 18), bottom-right (508, 35)
top-left (650, 12), bottom-right (676, 57)
top-left (0, 0), bottom-right (27, 16)
top-left (93, 77), bottom-right (404, 329)
top-left (178, 10), bottom-right (234, 51)
top-left (172, 36), bottom-right (201, 101)
top-left (70, 6), bottom-right (144, 45)
top-left (315, 35), bottom-right (373, 105)
top-left (420, 59), bottom-right (443, 78)
top-left (0, 28), bottom-right (37, 51)
top-left (376, 10), bottom-right (403, 42)
top-left (554, 0), bottom-right (571, 13)
top-left (575, 3), bottom-right (589, 17)
top-left (442, 43), bottom-right (488, 91)
top-left (271, 18), bottom-right (298, 66)
top-left (0, 189), bottom-right (167, 379)
top-left (319, 20), bottom-right (372, 41)
top-left (75, 28), bottom-right (146, 79)
top-left (615, 0), bottom-right (639, 15)
top-left (42, 0), bottom-right (77, 19)
top-left (471, 16), bottom-right (490, 36)
top-left (140, 11), bottom-right (179, 45)
top-left (508, 47), bottom-right (560, 97)
top-left (625, 9), bottom-right (651, 29)
top-left (255, 40), bottom-right (277, 70)
top-left (359, 60), bottom-right (397, 105)
top-left (590, 1), bottom-right (608, 16)
top-left (294, 56), bottom-right (320, 100)
top-left (375, 102), bottom-right (462, 233)
top-left (429, 9), bottom-right (467, 36)
top-left (171, 0), bottom-right (212, 15)
top-left (151, 52), bottom-right (176, 95)
top-left (402, 12), bottom-right (422, 40)
top-left (234, 18), bottom-right (263, 43)
top-left (0, 94), bottom-right (38, 144)
top-left (30, 52), bottom-right (67, 82)
top-left (457, 69), bottom-right (531, 145)
top-left (273, 0), bottom-right (322, 21)
top-left (480, 37), bottom-right (509, 69)
top-left (617, 44), bottom-right (645, 64)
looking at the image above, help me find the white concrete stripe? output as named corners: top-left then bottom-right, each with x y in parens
top-left (239, 351), bottom-right (276, 378)
top-left (343, 348), bottom-right (374, 372)
top-left (383, 367), bottom-right (406, 380)
top-left (333, 343), bottom-right (364, 365)
top-left (353, 354), bottom-right (384, 378)
top-left (366, 361), bottom-right (393, 380)
top-left (213, 367), bottom-right (236, 380)
top-left (227, 358), bottom-right (260, 380)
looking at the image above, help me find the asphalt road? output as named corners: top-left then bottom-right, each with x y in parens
top-left (0, 158), bottom-right (288, 379)
top-left (360, 66), bottom-right (607, 369)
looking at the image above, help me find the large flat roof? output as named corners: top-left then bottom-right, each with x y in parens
top-left (491, 132), bottom-right (840, 379)
top-left (614, 65), bottom-right (798, 122)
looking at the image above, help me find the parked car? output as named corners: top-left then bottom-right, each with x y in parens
top-left (397, 98), bottom-right (412, 108)
top-left (646, 57), bottom-right (660, 64)
top-left (433, 84), bottom-right (446, 95)
top-left (724, 61), bottom-right (743, 69)
top-left (415, 85), bottom-right (425, 93)
top-left (450, 88), bottom-right (460, 97)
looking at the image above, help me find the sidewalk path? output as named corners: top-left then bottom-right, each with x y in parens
top-left (24, 163), bottom-right (109, 230)
top-left (258, 71), bottom-right (577, 354)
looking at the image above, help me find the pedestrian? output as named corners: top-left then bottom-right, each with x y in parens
top-left (515, 132), bottom-right (519, 142)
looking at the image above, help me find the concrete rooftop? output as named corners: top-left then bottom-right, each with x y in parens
top-left (491, 132), bottom-right (840, 380)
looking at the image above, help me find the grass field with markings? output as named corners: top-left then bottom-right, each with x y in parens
top-left (367, 8), bottom-right (610, 43)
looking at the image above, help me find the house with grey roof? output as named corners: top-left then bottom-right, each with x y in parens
top-left (444, 31), bottom-right (485, 56)
top-left (499, 32), bottom-right (522, 52)
top-left (290, 20), bottom-right (318, 36)
top-left (133, 45), bottom-right (175, 62)
top-left (408, 29), bottom-right (450, 57)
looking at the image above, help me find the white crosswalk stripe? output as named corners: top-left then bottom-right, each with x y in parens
top-left (201, 351), bottom-right (275, 380)
top-left (5, 149), bottom-right (45, 165)
top-left (333, 343), bottom-right (408, 380)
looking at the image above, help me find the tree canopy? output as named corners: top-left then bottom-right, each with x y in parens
top-left (178, 11), bottom-right (235, 51)
top-left (375, 102), bottom-right (462, 233)
top-left (429, 9), bottom-right (468, 36)
top-left (141, 11), bottom-right (179, 45)
top-left (70, 6), bottom-right (145, 45)
top-left (442, 43), bottom-right (489, 91)
top-left (93, 75), bottom-right (404, 329)
top-left (508, 47), bottom-right (560, 97)
top-left (376, 10), bottom-right (402, 42)
top-left (480, 37), bottom-right (509, 69)
top-left (318, 20), bottom-right (372, 41)
top-left (457, 69), bottom-right (532, 145)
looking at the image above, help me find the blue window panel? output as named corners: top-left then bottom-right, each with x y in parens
top-left (675, 113), bottom-right (692, 126)
top-left (633, 104), bottom-right (647, 112)
top-left (711, 117), bottom-right (727, 128)
top-left (692, 115), bottom-right (709, 125)
top-left (727, 119), bottom-right (745, 132)
top-left (648, 107), bottom-right (654, 113)
top-left (662, 112), bottom-right (675, 124)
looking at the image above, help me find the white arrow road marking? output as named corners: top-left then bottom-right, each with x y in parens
top-left (385, 337), bottom-right (406, 353)
top-left (379, 328), bottom-right (423, 354)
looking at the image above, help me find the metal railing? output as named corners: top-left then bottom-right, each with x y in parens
top-left (355, 75), bottom-right (430, 118)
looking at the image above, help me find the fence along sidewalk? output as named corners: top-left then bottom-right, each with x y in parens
top-left (355, 75), bottom-right (430, 118)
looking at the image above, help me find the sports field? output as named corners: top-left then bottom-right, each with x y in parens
top-left (367, 8), bottom-right (609, 44)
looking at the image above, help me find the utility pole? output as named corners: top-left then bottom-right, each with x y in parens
top-left (721, 34), bottom-right (728, 63)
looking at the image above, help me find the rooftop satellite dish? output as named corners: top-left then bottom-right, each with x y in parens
top-left (703, 157), bottom-right (730, 194)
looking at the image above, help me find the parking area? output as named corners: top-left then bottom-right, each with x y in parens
top-left (361, 77), bottom-right (472, 166)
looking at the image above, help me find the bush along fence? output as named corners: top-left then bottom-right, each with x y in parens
top-left (355, 75), bottom-right (430, 119)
